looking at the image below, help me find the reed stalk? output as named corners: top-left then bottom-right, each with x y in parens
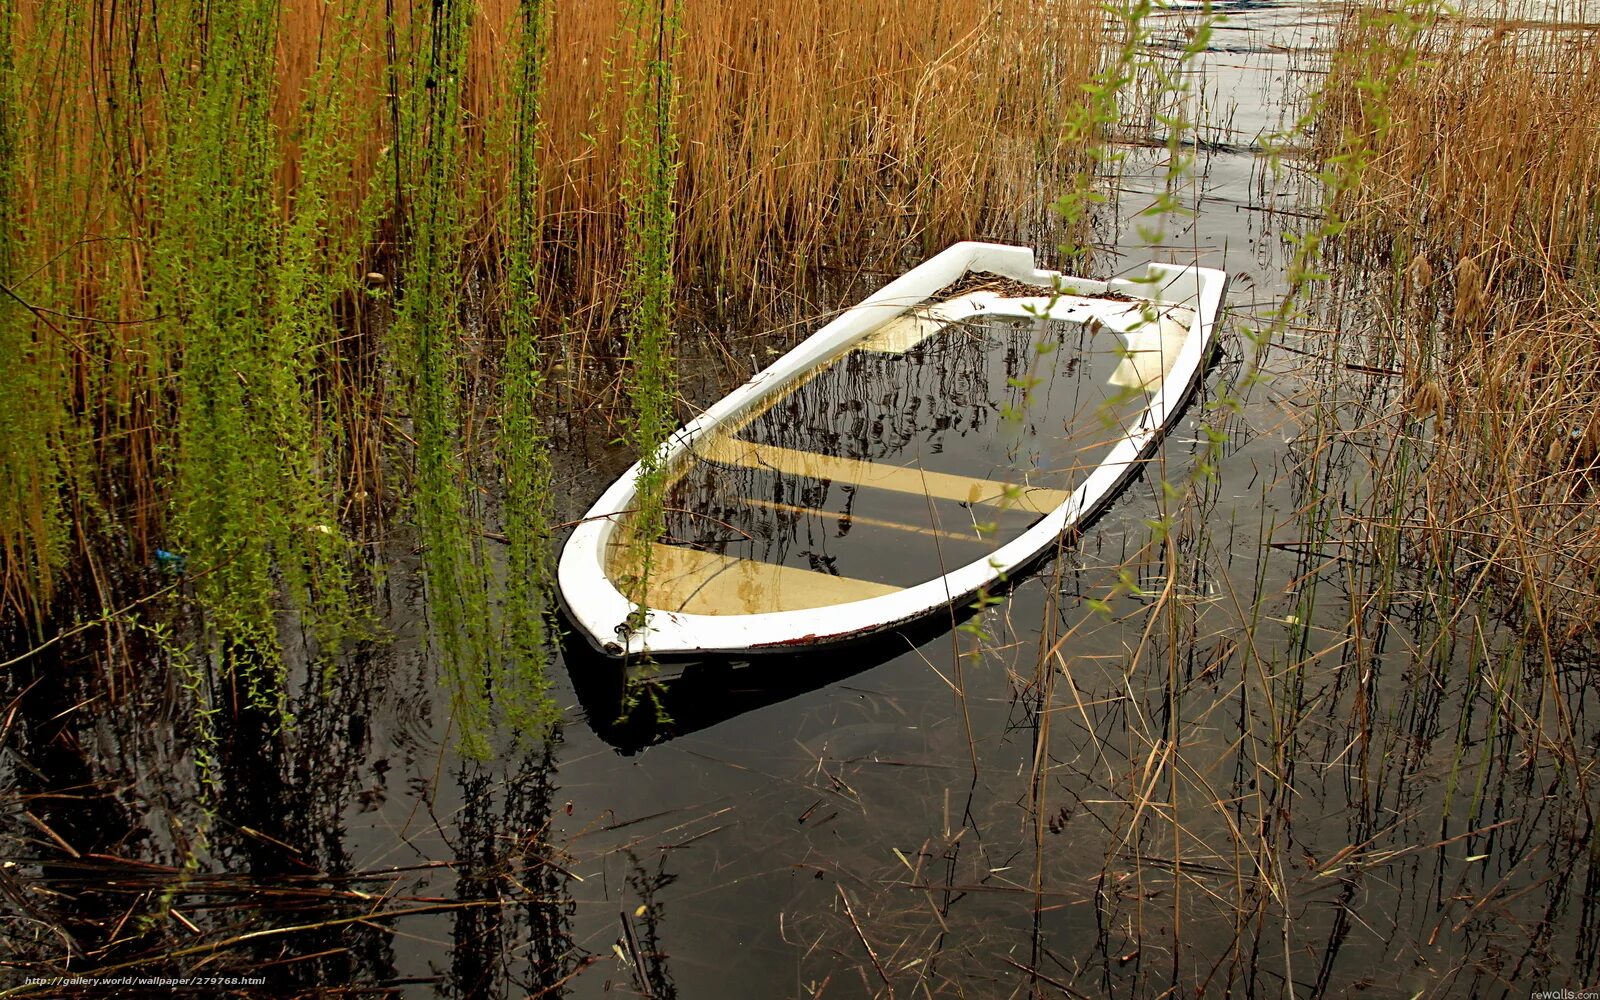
top-left (614, 0), bottom-right (682, 638)
top-left (391, 0), bottom-right (498, 757)
top-left (494, 0), bottom-right (559, 737)
top-left (0, 3), bottom-right (71, 631)
top-left (153, 0), bottom-right (341, 769)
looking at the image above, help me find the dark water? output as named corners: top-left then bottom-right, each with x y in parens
top-left (5, 2), bottom-right (1600, 997)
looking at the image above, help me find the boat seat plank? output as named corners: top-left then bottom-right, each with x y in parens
top-left (698, 436), bottom-right (1069, 514)
top-left (737, 496), bottom-right (982, 543)
top-left (629, 542), bottom-right (901, 616)
top-left (857, 310), bottom-right (944, 354)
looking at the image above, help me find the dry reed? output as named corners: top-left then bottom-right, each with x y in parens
top-left (1316, 2), bottom-right (1600, 639)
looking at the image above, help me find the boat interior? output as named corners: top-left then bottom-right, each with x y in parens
top-left (606, 288), bottom-right (1194, 616)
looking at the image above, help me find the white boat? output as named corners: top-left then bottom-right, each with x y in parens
top-left (557, 242), bottom-right (1228, 658)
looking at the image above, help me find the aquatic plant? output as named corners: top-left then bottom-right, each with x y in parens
top-left (152, 0), bottom-right (368, 777)
top-left (389, 0), bottom-right (499, 758)
top-left (614, 0), bottom-right (683, 626)
top-left (494, 0), bottom-right (560, 738)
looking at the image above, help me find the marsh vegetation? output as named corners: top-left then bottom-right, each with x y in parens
top-left (1, 0), bottom-right (1599, 996)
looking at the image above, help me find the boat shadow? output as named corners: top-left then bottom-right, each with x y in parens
top-left (561, 612), bottom-right (960, 754)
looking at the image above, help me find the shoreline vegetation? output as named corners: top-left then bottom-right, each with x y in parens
top-left (1312, 3), bottom-right (1600, 641)
top-left (0, 0), bottom-right (1101, 738)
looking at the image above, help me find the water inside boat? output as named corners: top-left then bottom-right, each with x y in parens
top-left (607, 295), bottom-right (1193, 615)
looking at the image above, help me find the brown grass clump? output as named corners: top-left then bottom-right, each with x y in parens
top-left (1420, 282), bottom-right (1600, 636)
top-left (1316, 3), bottom-right (1600, 638)
top-left (532, 0), bottom-right (1101, 299)
top-left (1318, 6), bottom-right (1600, 286)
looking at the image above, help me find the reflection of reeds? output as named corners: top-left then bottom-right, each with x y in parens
top-left (0, 742), bottom-right (577, 991)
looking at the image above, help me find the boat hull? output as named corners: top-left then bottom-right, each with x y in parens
top-left (557, 242), bottom-right (1228, 658)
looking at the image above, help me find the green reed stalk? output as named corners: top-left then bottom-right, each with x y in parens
top-left (617, 0), bottom-right (682, 637)
top-left (141, 0), bottom-right (371, 783)
top-left (156, 0), bottom-right (293, 776)
top-left (0, 4), bottom-right (69, 629)
top-left (394, 0), bottom-right (495, 758)
top-left (270, 7), bottom-right (372, 666)
top-left (496, 0), bottom-right (559, 737)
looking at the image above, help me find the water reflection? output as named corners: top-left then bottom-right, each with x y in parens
top-left (449, 744), bottom-right (576, 998)
top-left (0, 610), bottom-right (578, 995)
top-left (612, 308), bottom-right (1153, 617)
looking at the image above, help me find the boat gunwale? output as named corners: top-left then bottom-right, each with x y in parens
top-left (556, 242), bottom-right (1229, 658)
